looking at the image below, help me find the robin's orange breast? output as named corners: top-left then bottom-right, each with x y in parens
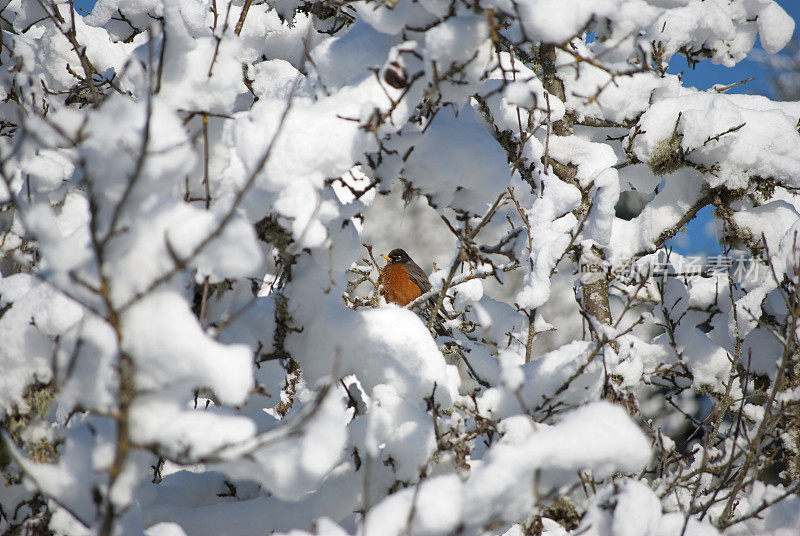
top-left (380, 263), bottom-right (423, 306)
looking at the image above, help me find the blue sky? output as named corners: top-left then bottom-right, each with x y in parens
top-left (74, 0), bottom-right (96, 15)
top-left (71, 0), bottom-right (798, 256)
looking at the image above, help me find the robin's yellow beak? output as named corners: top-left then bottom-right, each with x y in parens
top-left (381, 254), bottom-right (391, 261)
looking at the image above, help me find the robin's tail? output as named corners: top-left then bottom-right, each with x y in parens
top-left (424, 297), bottom-right (453, 338)
top-left (440, 343), bottom-right (490, 390)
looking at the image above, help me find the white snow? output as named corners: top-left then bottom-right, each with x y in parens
top-left (2, 0), bottom-right (799, 535)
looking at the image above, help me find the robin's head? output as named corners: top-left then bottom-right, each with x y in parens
top-left (382, 248), bottom-right (412, 264)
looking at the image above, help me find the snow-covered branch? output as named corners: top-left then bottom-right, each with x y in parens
top-left (2, 1), bottom-right (800, 535)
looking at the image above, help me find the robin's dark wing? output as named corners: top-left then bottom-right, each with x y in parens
top-left (403, 261), bottom-right (432, 295)
top-left (404, 260), bottom-right (451, 337)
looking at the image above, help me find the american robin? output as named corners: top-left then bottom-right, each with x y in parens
top-left (380, 248), bottom-right (449, 336)
top-left (381, 249), bottom-right (488, 388)
top-left (380, 248), bottom-right (431, 306)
